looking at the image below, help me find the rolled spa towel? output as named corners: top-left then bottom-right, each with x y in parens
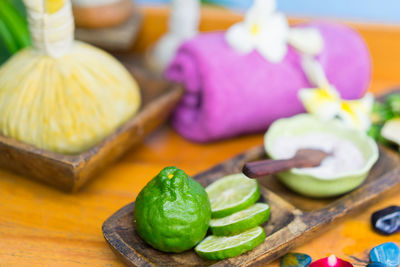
top-left (166, 22), bottom-right (371, 142)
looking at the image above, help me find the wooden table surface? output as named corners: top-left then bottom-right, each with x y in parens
top-left (1, 6), bottom-right (400, 267)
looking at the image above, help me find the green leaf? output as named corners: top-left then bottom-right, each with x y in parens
top-left (0, 37), bottom-right (11, 66)
top-left (0, 0), bottom-right (28, 66)
top-left (9, 0), bottom-right (27, 17)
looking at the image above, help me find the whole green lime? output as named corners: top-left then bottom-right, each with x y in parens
top-left (134, 166), bottom-right (211, 253)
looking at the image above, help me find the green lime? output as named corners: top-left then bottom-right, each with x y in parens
top-left (206, 173), bottom-right (260, 218)
top-left (134, 167), bottom-right (211, 253)
top-left (209, 203), bottom-right (270, 236)
top-left (195, 226), bottom-right (266, 260)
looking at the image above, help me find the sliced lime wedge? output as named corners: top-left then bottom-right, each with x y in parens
top-left (195, 226), bottom-right (266, 260)
top-left (206, 174), bottom-right (260, 218)
top-left (382, 118), bottom-right (400, 146)
top-left (210, 203), bottom-right (270, 236)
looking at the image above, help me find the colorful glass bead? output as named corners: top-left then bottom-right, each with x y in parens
top-left (370, 242), bottom-right (400, 267)
top-left (371, 206), bottom-right (400, 235)
top-left (367, 263), bottom-right (387, 267)
top-left (281, 253), bottom-right (312, 267)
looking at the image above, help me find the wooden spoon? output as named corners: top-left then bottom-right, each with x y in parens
top-left (242, 149), bottom-right (331, 178)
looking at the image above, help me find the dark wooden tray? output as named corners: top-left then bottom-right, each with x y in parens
top-left (102, 144), bottom-right (400, 266)
top-left (0, 58), bottom-right (184, 192)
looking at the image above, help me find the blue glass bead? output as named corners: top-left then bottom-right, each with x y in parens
top-left (281, 253), bottom-right (312, 267)
top-left (367, 263), bottom-right (387, 267)
top-left (371, 206), bottom-right (400, 235)
top-left (370, 242), bottom-right (400, 267)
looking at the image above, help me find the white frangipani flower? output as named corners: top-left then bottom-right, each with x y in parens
top-left (225, 0), bottom-right (323, 63)
top-left (288, 28), bottom-right (324, 56)
top-left (299, 86), bottom-right (342, 121)
top-left (338, 93), bottom-right (374, 131)
top-left (298, 56), bottom-right (374, 131)
top-left (226, 0), bottom-right (288, 62)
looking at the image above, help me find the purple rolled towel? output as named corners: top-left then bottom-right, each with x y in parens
top-left (166, 22), bottom-right (371, 142)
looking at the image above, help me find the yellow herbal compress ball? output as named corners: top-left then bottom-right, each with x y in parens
top-left (0, 0), bottom-right (140, 154)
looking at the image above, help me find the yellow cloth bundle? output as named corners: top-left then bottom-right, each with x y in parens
top-left (0, 0), bottom-right (141, 154)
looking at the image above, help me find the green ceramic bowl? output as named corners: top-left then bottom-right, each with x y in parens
top-left (264, 114), bottom-right (379, 198)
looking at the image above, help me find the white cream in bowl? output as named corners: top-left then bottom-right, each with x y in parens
top-left (271, 133), bottom-right (365, 179)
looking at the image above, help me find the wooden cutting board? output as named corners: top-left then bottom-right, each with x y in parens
top-left (102, 144), bottom-right (400, 266)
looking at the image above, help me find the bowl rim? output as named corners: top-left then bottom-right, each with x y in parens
top-left (264, 114), bottom-right (379, 181)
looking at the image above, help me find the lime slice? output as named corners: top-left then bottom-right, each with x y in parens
top-left (206, 174), bottom-right (260, 218)
top-left (195, 226), bottom-right (266, 260)
top-left (210, 203), bottom-right (270, 236)
top-left (382, 118), bottom-right (400, 146)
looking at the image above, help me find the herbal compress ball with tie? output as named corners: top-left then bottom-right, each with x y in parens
top-left (0, 0), bottom-right (141, 154)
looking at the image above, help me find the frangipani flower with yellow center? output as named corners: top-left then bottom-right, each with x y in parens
top-left (225, 0), bottom-right (323, 63)
top-left (226, 0), bottom-right (289, 63)
top-left (299, 86), bottom-right (341, 121)
top-left (299, 87), bottom-right (374, 131)
top-left (339, 94), bottom-right (374, 131)
top-left (299, 56), bottom-right (374, 131)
